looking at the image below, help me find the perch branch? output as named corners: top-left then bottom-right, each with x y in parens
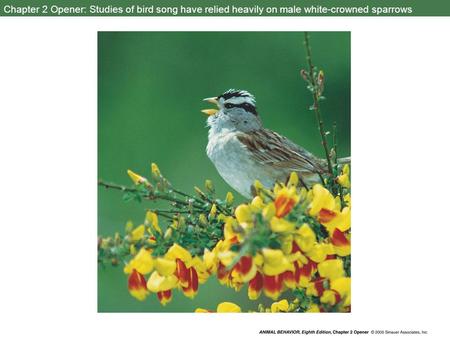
top-left (304, 32), bottom-right (334, 177)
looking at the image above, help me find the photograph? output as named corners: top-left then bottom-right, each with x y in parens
top-left (97, 31), bottom-right (351, 312)
top-left (2, 1), bottom-right (449, 337)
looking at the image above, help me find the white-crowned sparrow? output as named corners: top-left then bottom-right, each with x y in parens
top-left (202, 89), bottom-right (350, 198)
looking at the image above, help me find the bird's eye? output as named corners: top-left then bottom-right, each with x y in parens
top-left (225, 103), bottom-right (234, 109)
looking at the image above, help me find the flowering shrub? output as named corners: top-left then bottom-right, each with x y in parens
top-left (98, 162), bottom-right (351, 312)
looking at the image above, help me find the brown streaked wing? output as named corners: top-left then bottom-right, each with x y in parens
top-left (236, 129), bottom-right (326, 174)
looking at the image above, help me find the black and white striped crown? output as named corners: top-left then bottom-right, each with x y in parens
top-left (218, 89), bottom-right (258, 115)
top-left (218, 89), bottom-right (256, 104)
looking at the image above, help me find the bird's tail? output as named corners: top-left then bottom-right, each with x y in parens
top-left (316, 156), bottom-right (350, 174)
top-left (337, 156), bottom-right (351, 165)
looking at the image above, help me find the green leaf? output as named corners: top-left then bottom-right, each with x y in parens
top-left (122, 191), bottom-right (135, 202)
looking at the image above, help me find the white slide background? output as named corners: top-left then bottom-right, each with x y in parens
top-left (0, 17), bottom-right (449, 338)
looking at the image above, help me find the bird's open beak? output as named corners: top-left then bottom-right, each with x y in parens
top-left (201, 97), bottom-right (219, 116)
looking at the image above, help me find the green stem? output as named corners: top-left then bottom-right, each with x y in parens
top-left (172, 188), bottom-right (204, 204)
top-left (332, 123), bottom-right (345, 208)
top-left (98, 180), bottom-right (138, 192)
top-left (304, 32), bottom-right (334, 177)
top-left (152, 210), bottom-right (174, 220)
top-left (152, 209), bottom-right (193, 214)
top-left (332, 122), bottom-right (338, 172)
top-left (98, 180), bottom-right (204, 208)
top-left (195, 187), bottom-right (232, 216)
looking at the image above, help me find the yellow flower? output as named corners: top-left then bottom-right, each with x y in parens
top-left (224, 217), bottom-right (244, 240)
top-left (280, 234), bottom-right (294, 254)
top-left (262, 248), bottom-right (293, 276)
top-left (261, 248), bottom-right (284, 266)
top-left (287, 251), bottom-right (308, 265)
top-left (198, 213), bottom-right (208, 225)
top-left (145, 211), bottom-right (162, 235)
top-left (270, 217), bottom-right (295, 233)
top-left (235, 204), bottom-right (253, 224)
top-left (322, 207), bottom-right (351, 233)
top-left (130, 224), bottom-right (145, 241)
top-left (330, 229), bottom-right (351, 257)
top-left (262, 202), bottom-right (276, 220)
top-left (318, 259), bottom-right (344, 281)
top-left (217, 302), bottom-right (241, 313)
top-left (209, 204), bottom-right (217, 218)
top-left (127, 169), bottom-right (149, 185)
top-left (337, 174), bottom-right (350, 188)
top-left (248, 271), bottom-right (264, 300)
top-left (307, 243), bottom-right (334, 263)
top-left (253, 179), bottom-right (264, 193)
top-left (225, 192), bottom-right (234, 206)
top-left (295, 223), bottom-right (317, 252)
top-left (151, 162), bottom-right (161, 177)
top-left (129, 244), bottom-right (137, 256)
top-left (203, 248), bottom-right (218, 274)
top-left (274, 186), bottom-right (300, 217)
top-left (125, 220), bottom-right (134, 233)
top-left (157, 290), bottom-right (172, 306)
top-left (165, 243), bottom-right (192, 263)
top-left (320, 290), bottom-right (338, 305)
top-left (271, 299), bottom-right (289, 312)
top-left (287, 172), bottom-right (299, 188)
top-left (154, 257), bottom-right (176, 276)
top-left (195, 302), bottom-right (242, 313)
top-left (217, 213), bottom-right (227, 223)
top-left (306, 303), bottom-right (321, 313)
top-left (250, 196), bottom-right (265, 211)
top-left (217, 249), bottom-right (238, 267)
top-left (331, 277), bottom-right (351, 307)
top-left (128, 269), bottom-right (148, 301)
top-left (337, 164), bottom-right (350, 188)
top-left (306, 279), bottom-right (327, 298)
top-left (146, 271), bottom-right (178, 292)
top-left (205, 179), bottom-right (214, 193)
top-left (191, 256), bottom-right (209, 284)
top-left (344, 193), bottom-right (351, 208)
top-left (229, 255), bottom-right (257, 284)
top-left (308, 184), bottom-right (336, 216)
top-left (124, 248), bottom-right (154, 275)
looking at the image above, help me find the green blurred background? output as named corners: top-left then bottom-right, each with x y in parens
top-left (98, 31), bottom-right (350, 312)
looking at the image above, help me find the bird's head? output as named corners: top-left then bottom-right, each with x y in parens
top-left (202, 89), bottom-right (262, 133)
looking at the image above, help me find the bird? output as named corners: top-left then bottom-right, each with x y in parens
top-left (202, 89), bottom-right (350, 198)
